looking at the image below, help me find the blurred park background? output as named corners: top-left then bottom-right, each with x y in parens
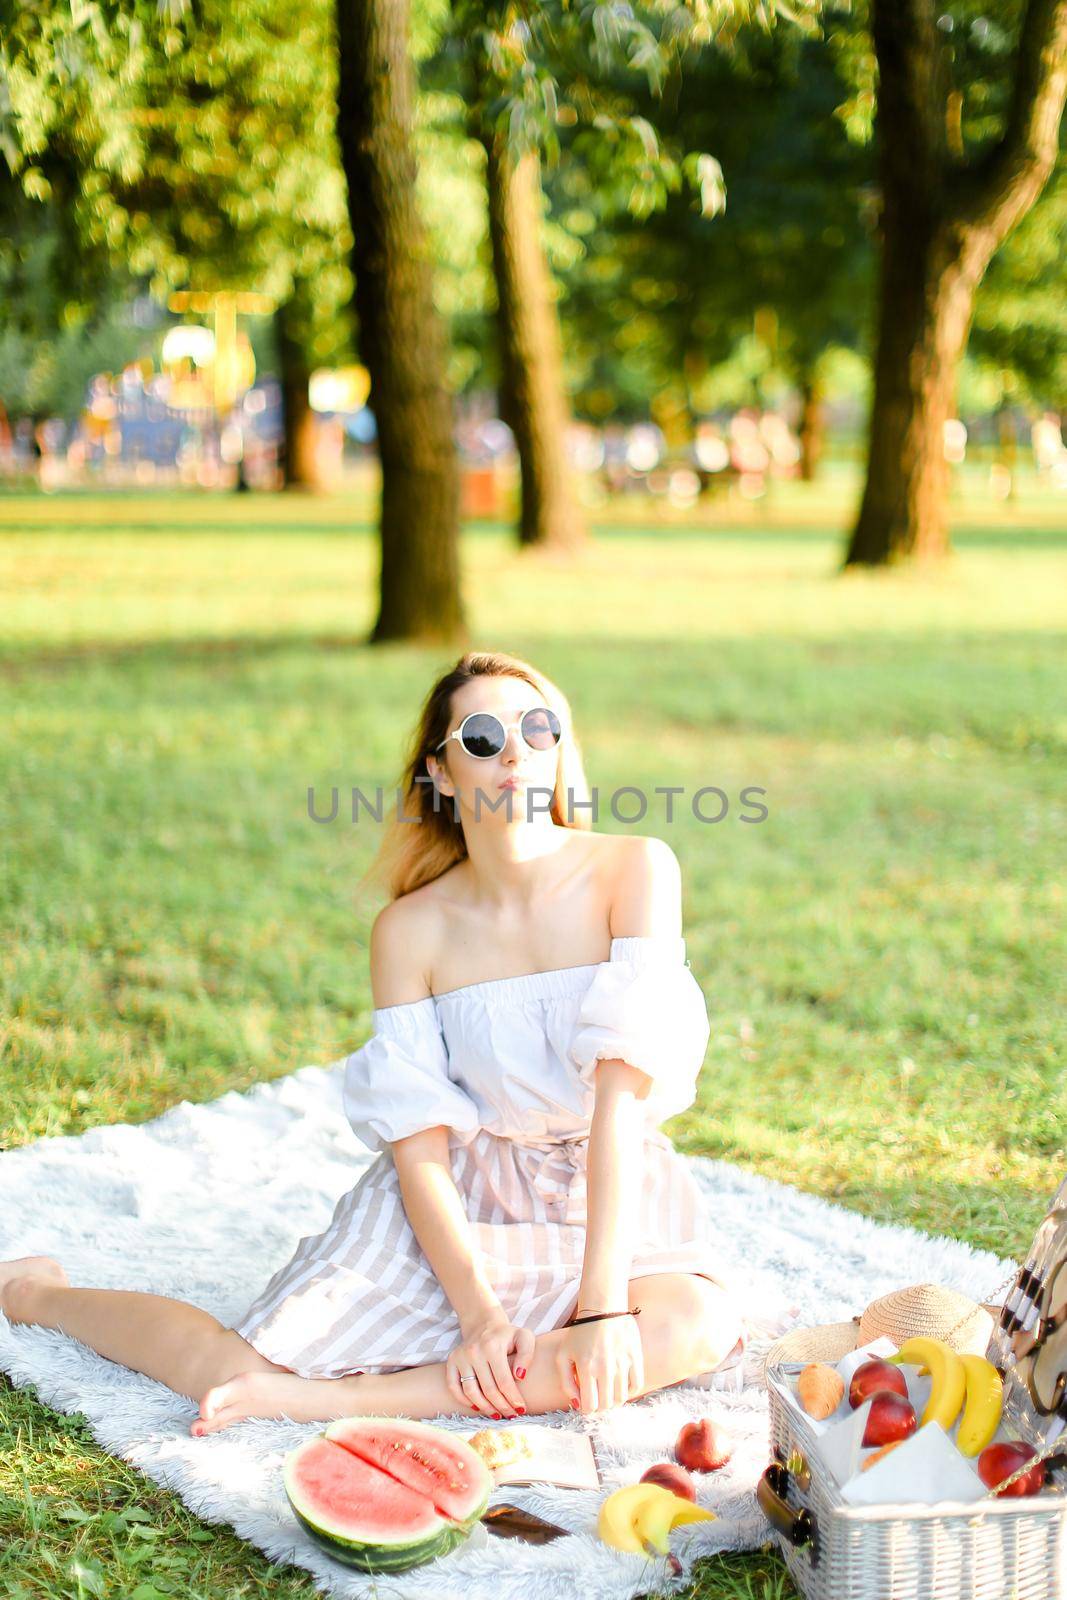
top-left (1, 1), bottom-right (1065, 1597)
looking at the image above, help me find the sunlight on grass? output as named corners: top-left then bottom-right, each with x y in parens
top-left (1, 492), bottom-right (1066, 655)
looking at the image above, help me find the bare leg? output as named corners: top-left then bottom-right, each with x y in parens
top-left (0, 1256), bottom-right (291, 1402)
top-left (3, 1259), bottom-right (742, 1438)
top-left (194, 1272), bottom-right (744, 1435)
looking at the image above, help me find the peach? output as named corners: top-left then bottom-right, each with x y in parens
top-left (674, 1418), bottom-right (732, 1473)
top-left (639, 1462), bottom-right (697, 1501)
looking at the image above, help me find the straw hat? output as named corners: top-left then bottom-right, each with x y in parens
top-left (761, 1284), bottom-right (999, 1384)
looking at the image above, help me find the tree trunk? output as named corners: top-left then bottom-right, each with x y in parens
top-left (334, 0), bottom-right (466, 643)
top-left (797, 372), bottom-right (824, 483)
top-left (482, 138), bottom-right (585, 550)
top-left (845, 218), bottom-right (984, 564)
top-left (276, 297), bottom-right (319, 490)
top-left (844, 0), bottom-right (1067, 567)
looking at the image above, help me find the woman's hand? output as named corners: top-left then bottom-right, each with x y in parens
top-left (446, 1308), bottom-right (536, 1418)
top-left (557, 1315), bottom-right (644, 1413)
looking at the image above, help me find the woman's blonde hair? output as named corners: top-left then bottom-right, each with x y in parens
top-left (358, 650), bottom-right (593, 903)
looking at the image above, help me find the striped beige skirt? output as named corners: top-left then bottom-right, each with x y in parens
top-left (230, 1126), bottom-right (748, 1381)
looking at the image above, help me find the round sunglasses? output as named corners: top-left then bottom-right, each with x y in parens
top-left (435, 706), bottom-right (562, 760)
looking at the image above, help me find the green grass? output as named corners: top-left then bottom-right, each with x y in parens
top-left (1, 488), bottom-right (1065, 1599)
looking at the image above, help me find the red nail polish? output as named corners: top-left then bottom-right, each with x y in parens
top-left (516, 1406), bottom-right (525, 1414)
top-left (515, 1368), bottom-right (526, 1380)
top-left (492, 1413), bottom-right (501, 1420)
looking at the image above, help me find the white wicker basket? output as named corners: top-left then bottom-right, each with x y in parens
top-left (759, 1177), bottom-right (1067, 1600)
top-left (760, 1361), bottom-right (1066, 1600)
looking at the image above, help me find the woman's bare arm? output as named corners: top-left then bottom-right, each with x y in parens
top-left (575, 834), bottom-right (686, 1312)
top-left (576, 1062), bottom-right (649, 1312)
top-left (559, 832), bottom-right (684, 1408)
top-left (390, 1124), bottom-right (531, 1423)
top-left (391, 1126), bottom-right (503, 1332)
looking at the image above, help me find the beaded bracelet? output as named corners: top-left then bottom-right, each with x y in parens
top-left (569, 1307), bottom-right (641, 1327)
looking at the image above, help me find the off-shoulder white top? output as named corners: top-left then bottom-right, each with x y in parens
top-left (343, 934), bottom-right (711, 1153)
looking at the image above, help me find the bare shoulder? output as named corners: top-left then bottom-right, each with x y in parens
top-left (606, 833), bottom-right (683, 941)
top-left (367, 887), bottom-right (444, 1008)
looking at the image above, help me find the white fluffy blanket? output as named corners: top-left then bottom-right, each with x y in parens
top-left (0, 1062), bottom-right (1017, 1600)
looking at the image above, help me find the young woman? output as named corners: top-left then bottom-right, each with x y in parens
top-left (1, 650), bottom-right (769, 1436)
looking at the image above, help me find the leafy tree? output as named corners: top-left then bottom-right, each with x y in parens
top-left (433, 0), bottom-right (814, 535)
top-left (108, 0), bottom-right (352, 487)
top-left (546, 30), bottom-right (874, 473)
top-left (970, 155), bottom-right (1066, 402)
top-left (0, 297), bottom-right (152, 423)
top-left (454, 11), bottom-right (586, 551)
top-left (430, 0), bottom-right (751, 551)
top-left (839, 0), bottom-right (1067, 566)
top-left (332, 0), bottom-right (816, 609)
top-left (447, 10), bottom-right (588, 550)
top-left (704, 36), bottom-right (874, 478)
top-left (1, 0), bottom-right (353, 485)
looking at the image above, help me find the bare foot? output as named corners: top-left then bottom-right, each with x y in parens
top-left (0, 1256), bottom-right (68, 1316)
top-left (191, 1370), bottom-right (361, 1436)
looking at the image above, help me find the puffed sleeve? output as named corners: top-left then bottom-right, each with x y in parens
top-left (343, 998), bottom-right (481, 1153)
top-left (568, 935), bottom-right (711, 1123)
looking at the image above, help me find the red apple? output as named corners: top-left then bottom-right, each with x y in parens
top-left (640, 1462), bottom-right (697, 1501)
top-left (977, 1442), bottom-right (1046, 1498)
top-left (861, 1391), bottom-right (918, 1449)
top-left (849, 1358), bottom-right (909, 1409)
top-left (674, 1418), bottom-right (733, 1472)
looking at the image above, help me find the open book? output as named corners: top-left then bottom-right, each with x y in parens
top-left (458, 1423), bottom-right (601, 1490)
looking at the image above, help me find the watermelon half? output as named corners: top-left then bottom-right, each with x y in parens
top-left (284, 1417), bottom-right (492, 1573)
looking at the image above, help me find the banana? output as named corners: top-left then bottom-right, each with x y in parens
top-left (955, 1353), bottom-right (1004, 1456)
top-left (597, 1482), bottom-right (716, 1556)
top-left (888, 1336), bottom-right (967, 1431)
top-left (598, 1484), bottom-right (670, 1553)
top-left (636, 1489), bottom-right (716, 1555)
